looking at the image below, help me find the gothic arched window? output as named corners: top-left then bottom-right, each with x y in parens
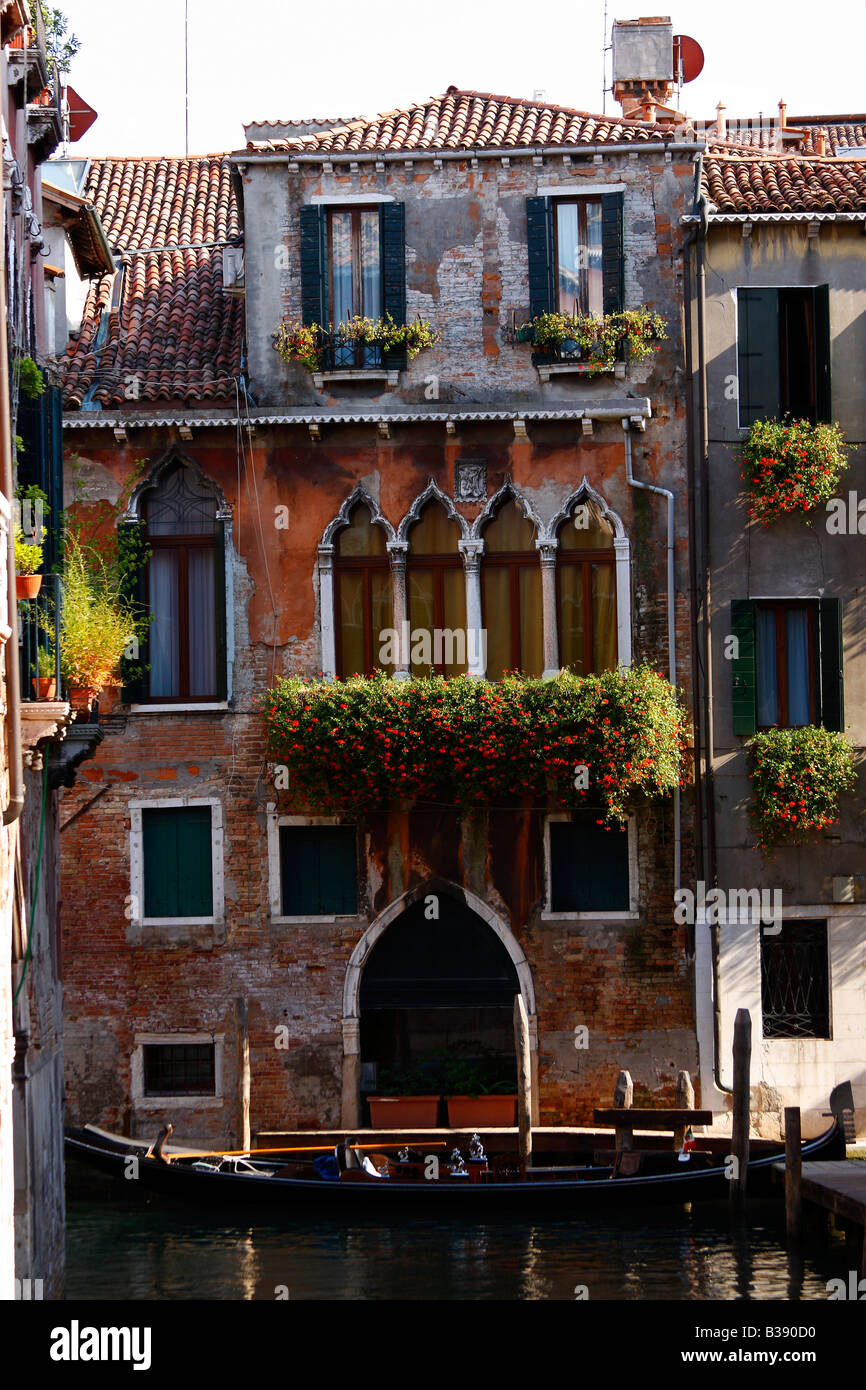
top-left (556, 498), bottom-right (617, 675)
top-left (481, 500), bottom-right (543, 680)
top-left (406, 502), bottom-right (467, 677)
top-left (334, 505), bottom-right (393, 677)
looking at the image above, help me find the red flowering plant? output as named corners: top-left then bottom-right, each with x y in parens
top-left (740, 418), bottom-right (848, 527)
top-left (747, 725), bottom-right (857, 855)
top-left (263, 665), bottom-right (688, 823)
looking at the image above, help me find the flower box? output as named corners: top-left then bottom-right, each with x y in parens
top-left (446, 1095), bottom-right (518, 1127)
top-left (367, 1095), bottom-right (440, 1128)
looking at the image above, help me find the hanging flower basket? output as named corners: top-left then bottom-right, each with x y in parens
top-left (747, 725), bottom-right (857, 855)
top-left (740, 418), bottom-right (849, 527)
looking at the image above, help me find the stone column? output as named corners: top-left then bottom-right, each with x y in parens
top-left (537, 539), bottom-right (559, 678)
top-left (459, 539), bottom-right (485, 678)
top-left (341, 1016), bottom-right (361, 1128)
top-left (613, 536), bottom-right (632, 667)
top-left (386, 540), bottom-right (410, 679)
top-left (317, 545), bottom-right (336, 678)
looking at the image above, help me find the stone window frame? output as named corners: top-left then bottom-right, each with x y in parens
top-left (266, 807), bottom-right (368, 925)
top-left (540, 810), bottom-right (639, 921)
top-left (131, 1032), bottom-right (225, 1111)
top-left (318, 476), bottom-right (631, 680)
top-left (128, 796), bottom-right (225, 928)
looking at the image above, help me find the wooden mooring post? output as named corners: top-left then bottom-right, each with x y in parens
top-left (730, 1008), bottom-right (751, 1207)
top-left (513, 994), bottom-right (532, 1175)
top-left (613, 1069), bottom-right (633, 1151)
top-left (784, 1106), bottom-right (802, 1243)
top-left (673, 1071), bottom-right (694, 1149)
top-left (236, 996), bottom-right (251, 1154)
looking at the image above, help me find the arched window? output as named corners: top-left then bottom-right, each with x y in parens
top-left (334, 506), bottom-right (393, 677)
top-left (556, 498), bottom-right (617, 675)
top-left (406, 502), bottom-right (467, 677)
top-left (481, 500), bottom-right (543, 680)
top-left (141, 462), bottom-right (226, 702)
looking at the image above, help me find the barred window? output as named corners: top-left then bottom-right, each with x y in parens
top-left (143, 1043), bottom-right (216, 1097)
top-left (761, 920), bottom-right (830, 1040)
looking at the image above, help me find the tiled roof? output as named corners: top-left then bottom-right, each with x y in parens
top-left (791, 117), bottom-right (866, 154)
top-left (245, 86), bottom-right (664, 154)
top-left (61, 155), bottom-right (244, 409)
top-left (701, 150), bottom-right (866, 214)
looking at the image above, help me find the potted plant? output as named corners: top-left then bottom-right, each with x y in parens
top-left (32, 647), bottom-right (57, 700)
top-left (367, 1063), bottom-right (441, 1128)
top-left (740, 417), bottom-right (849, 527)
top-left (13, 483), bottom-right (48, 598)
top-left (441, 1057), bottom-right (518, 1128)
top-left (48, 533), bottom-right (145, 713)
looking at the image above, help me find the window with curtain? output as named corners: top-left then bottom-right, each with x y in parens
top-left (328, 207), bottom-right (382, 367)
top-left (555, 198), bottom-right (604, 318)
top-left (481, 500), bottom-right (543, 680)
top-left (406, 502), bottom-right (467, 677)
top-left (557, 499), bottom-right (617, 676)
top-left (334, 506), bottom-right (393, 677)
top-left (755, 602), bottom-right (816, 728)
top-left (144, 464), bottom-right (220, 701)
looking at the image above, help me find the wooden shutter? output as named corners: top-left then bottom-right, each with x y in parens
top-left (381, 202), bottom-right (407, 370)
top-left (142, 807), bottom-right (213, 917)
top-left (281, 826), bottom-right (357, 915)
top-left (731, 600), bottom-right (757, 736)
top-left (601, 191), bottom-right (624, 315)
top-left (214, 520), bottom-right (228, 701)
top-left (299, 205), bottom-right (328, 326)
top-left (526, 196), bottom-right (555, 319)
top-left (737, 289), bottom-right (780, 426)
top-left (549, 816), bottom-right (629, 912)
top-left (118, 519), bottom-right (146, 704)
top-left (812, 284), bottom-right (831, 423)
top-left (818, 597), bottom-right (844, 731)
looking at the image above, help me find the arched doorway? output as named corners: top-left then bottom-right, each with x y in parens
top-left (341, 883), bottom-right (538, 1126)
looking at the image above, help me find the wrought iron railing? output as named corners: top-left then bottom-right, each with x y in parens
top-left (760, 920), bottom-right (830, 1039)
top-left (316, 330), bottom-right (385, 372)
top-left (18, 572), bottom-right (63, 702)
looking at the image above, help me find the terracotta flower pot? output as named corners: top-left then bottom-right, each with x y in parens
top-left (367, 1096), bottom-right (440, 1128)
top-left (68, 686), bottom-right (97, 718)
top-left (16, 574), bottom-right (42, 599)
top-left (32, 677), bottom-right (57, 700)
top-left (446, 1095), bottom-right (518, 1128)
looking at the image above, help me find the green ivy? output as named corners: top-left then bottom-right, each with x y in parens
top-left (18, 355), bottom-right (45, 400)
top-left (263, 665), bottom-right (688, 823)
top-left (747, 726), bottom-right (857, 854)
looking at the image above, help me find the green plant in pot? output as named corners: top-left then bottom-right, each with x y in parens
top-left (13, 483), bottom-right (48, 598)
top-left (33, 646), bottom-right (57, 700)
top-left (49, 533), bottom-right (146, 711)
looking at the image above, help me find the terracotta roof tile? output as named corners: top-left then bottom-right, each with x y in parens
top-left (701, 149), bottom-right (866, 214)
top-left (245, 87), bottom-right (663, 154)
top-left (60, 154), bottom-right (243, 409)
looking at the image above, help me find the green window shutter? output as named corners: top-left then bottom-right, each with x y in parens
top-left (526, 196), bottom-right (554, 319)
top-left (381, 202), bottom-right (407, 371)
top-left (299, 205), bottom-right (328, 326)
top-left (118, 519), bottom-right (147, 704)
top-left (731, 599), bottom-right (757, 736)
top-left (737, 289), bottom-right (780, 426)
top-left (142, 807), bottom-right (213, 917)
top-left (214, 520), bottom-right (228, 701)
top-left (280, 826), bottom-right (357, 915)
top-left (812, 285), bottom-right (831, 423)
top-left (549, 816), bottom-right (630, 912)
top-left (818, 597), bottom-right (844, 731)
top-left (601, 191), bottom-right (624, 315)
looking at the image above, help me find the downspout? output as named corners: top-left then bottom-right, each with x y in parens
top-left (621, 419), bottom-right (679, 892)
top-left (1, 128), bottom-right (24, 826)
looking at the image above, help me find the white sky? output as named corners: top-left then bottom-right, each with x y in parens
top-left (58, 0), bottom-right (865, 158)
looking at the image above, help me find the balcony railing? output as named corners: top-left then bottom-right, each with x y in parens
top-left (18, 572), bottom-right (63, 702)
top-left (317, 331), bottom-right (385, 373)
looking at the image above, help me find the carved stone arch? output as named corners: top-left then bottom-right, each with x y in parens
top-left (545, 476), bottom-right (626, 544)
top-left (396, 477), bottom-right (470, 543)
top-left (343, 878), bottom-right (536, 1019)
top-left (122, 445), bottom-right (231, 524)
top-left (320, 482), bottom-right (397, 548)
top-left (469, 476), bottom-right (543, 541)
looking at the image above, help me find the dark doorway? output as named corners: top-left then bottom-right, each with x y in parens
top-left (359, 895), bottom-right (520, 1113)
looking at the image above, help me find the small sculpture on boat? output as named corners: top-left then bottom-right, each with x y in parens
top-left (468, 1134), bottom-right (486, 1161)
top-left (397, 1147), bottom-right (410, 1164)
top-left (449, 1148), bottom-right (468, 1176)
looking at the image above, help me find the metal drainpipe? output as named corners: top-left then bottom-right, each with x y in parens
top-left (1, 133), bottom-right (24, 827)
top-left (621, 420), bottom-right (680, 891)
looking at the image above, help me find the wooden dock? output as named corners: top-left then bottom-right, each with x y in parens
top-left (773, 1159), bottom-right (866, 1274)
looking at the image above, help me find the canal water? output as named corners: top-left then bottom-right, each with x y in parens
top-left (66, 1183), bottom-right (855, 1300)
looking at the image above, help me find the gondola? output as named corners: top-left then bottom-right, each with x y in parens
top-left (64, 1089), bottom-right (850, 1212)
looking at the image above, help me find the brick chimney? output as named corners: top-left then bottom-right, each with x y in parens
top-left (612, 16), bottom-right (674, 120)
top-left (715, 102), bottom-right (726, 140)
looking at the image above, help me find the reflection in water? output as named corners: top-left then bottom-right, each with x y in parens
top-left (65, 1189), bottom-right (850, 1302)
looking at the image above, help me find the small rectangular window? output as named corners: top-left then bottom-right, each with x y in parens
top-left (280, 825), bottom-right (358, 916)
top-left (737, 286), bottom-right (831, 426)
top-left (554, 198), bottom-right (604, 318)
top-left (143, 1043), bottom-right (216, 1097)
top-left (548, 814), bottom-right (630, 912)
top-left (755, 601), bottom-right (817, 729)
top-left (141, 806), bottom-right (214, 918)
top-left (761, 921), bottom-right (830, 1039)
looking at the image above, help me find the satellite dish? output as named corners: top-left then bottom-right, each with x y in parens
top-left (65, 85), bottom-right (99, 143)
top-left (673, 35), bottom-right (705, 85)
